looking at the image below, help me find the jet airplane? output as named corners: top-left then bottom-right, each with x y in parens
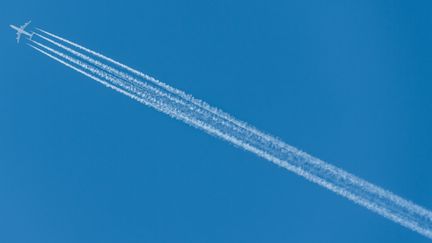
top-left (10, 21), bottom-right (34, 43)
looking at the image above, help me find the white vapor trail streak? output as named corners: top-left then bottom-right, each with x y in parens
top-left (36, 28), bottom-right (260, 138)
top-left (27, 29), bottom-right (432, 239)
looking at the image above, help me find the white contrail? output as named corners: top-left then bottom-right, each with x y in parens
top-left (32, 33), bottom-right (254, 137)
top-left (28, 38), bottom-right (248, 139)
top-left (34, 29), bottom-right (432, 222)
top-left (34, 33), bottom-right (148, 89)
top-left (29, 38), bottom-right (211, 119)
top-left (36, 28), bottom-right (197, 100)
top-left (28, 30), bottom-right (432, 239)
top-left (36, 28), bottom-right (263, 140)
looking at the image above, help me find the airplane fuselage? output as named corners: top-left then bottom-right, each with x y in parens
top-left (10, 25), bottom-right (33, 38)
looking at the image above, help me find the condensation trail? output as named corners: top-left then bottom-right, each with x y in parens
top-left (36, 28), bottom-right (261, 139)
top-left (29, 38), bottom-right (252, 138)
top-left (27, 30), bottom-right (432, 239)
top-left (31, 33), bottom-right (252, 137)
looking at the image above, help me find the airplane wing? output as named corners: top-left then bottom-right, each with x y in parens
top-left (20, 21), bottom-right (31, 29)
top-left (16, 32), bottom-right (22, 43)
top-left (16, 20), bottom-right (31, 43)
top-left (20, 20), bottom-right (31, 30)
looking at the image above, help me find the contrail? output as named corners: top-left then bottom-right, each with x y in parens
top-left (31, 33), bottom-right (255, 138)
top-left (26, 29), bottom-right (432, 239)
top-left (28, 38), bottom-right (253, 139)
top-left (36, 28), bottom-right (260, 138)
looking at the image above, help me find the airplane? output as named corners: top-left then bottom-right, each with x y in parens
top-left (10, 21), bottom-right (34, 43)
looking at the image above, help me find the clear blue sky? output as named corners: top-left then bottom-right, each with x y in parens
top-left (1, 1), bottom-right (431, 242)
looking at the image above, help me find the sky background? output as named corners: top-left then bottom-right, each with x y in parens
top-left (1, 1), bottom-right (432, 242)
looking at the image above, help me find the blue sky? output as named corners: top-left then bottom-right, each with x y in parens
top-left (1, 1), bottom-right (432, 242)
